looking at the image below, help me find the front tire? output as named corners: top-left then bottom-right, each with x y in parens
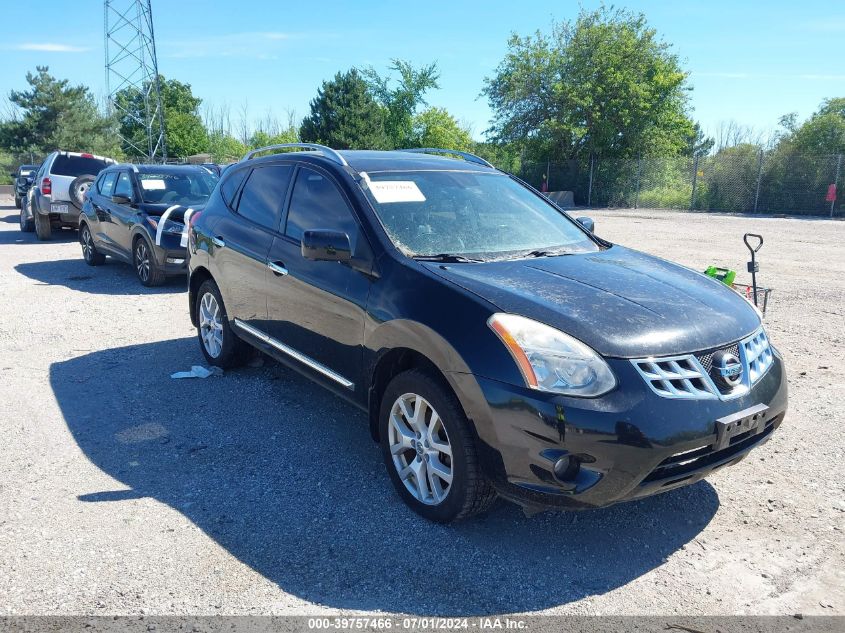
top-left (133, 236), bottom-right (165, 286)
top-left (79, 223), bottom-right (105, 266)
top-left (195, 279), bottom-right (248, 369)
top-left (14, 194), bottom-right (21, 209)
top-left (379, 369), bottom-right (497, 523)
top-left (19, 198), bottom-right (34, 232)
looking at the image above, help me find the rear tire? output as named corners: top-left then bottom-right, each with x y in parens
top-left (19, 198), bottom-right (34, 232)
top-left (34, 211), bottom-right (52, 240)
top-left (79, 223), bottom-right (105, 266)
top-left (133, 236), bottom-right (165, 286)
top-left (195, 279), bottom-right (248, 369)
top-left (379, 369), bottom-right (497, 523)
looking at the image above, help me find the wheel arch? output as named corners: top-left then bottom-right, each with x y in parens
top-left (188, 265), bottom-right (214, 327)
top-left (365, 320), bottom-right (487, 443)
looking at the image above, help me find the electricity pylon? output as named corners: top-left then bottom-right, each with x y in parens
top-left (104, 0), bottom-right (167, 160)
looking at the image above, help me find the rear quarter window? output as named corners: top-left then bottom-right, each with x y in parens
top-left (51, 155), bottom-right (109, 177)
top-left (220, 168), bottom-right (249, 208)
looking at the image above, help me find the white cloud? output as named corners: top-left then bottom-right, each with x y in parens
top-left (13, 43), bottom-right (90, 53)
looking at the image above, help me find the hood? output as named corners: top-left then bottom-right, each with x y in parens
top-left (424, 246), bottom-right (761, 358)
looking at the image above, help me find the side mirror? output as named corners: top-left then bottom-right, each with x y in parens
top-left (10, 172), bottom-right (16, 178)
top-left (111, 194), bottom-right (132, 205)
top-left (301, 229), bottom-right (352, 262)
top-left (576, 216), bottom-right (595, 232)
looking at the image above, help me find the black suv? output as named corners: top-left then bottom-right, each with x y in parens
top-left (79, 164), bottom-right (217, 285)
top-left (11, 164), bottom-right (38, 209)
top-left (187, 144), bottom-right (787, 523)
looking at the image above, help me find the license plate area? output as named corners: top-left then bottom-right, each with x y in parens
top-left (714, 403), bottom-right (768, 450)
top-left (50, 203), bottom-right (69, 214)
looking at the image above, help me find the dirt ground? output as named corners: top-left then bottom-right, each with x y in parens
top-left (0, 197), bottom-right (843, 616)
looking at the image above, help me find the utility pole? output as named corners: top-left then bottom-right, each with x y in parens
top-left (105, 0), bottom-right (167, 161)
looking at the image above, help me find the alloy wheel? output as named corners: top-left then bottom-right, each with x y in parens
top-left (135, 241), bottom-right (150, 282)
top-left (198, 292), bottom-right (224, 358)
top-left (81, 227), bottom-right (93, 261)
top-left (388, 392), bottom-right (454, 505)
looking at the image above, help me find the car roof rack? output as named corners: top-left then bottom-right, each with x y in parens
top-left (395, 148), bottom-right (494, 169)
top-left (241, 143), bottom-right (348, 167)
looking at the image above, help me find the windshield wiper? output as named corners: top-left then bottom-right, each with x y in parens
top-left (413, 253), bottom-right (484, 263)
top-left (514, 247), bottom-right (573, 259)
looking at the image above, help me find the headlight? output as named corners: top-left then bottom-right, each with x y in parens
top-left (148, 217), bottom-right (185, 235)
top-left (488, 313), bottom-right (616, 397)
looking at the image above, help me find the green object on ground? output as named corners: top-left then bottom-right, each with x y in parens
top-left (704, 266), bottom-right (736, 286)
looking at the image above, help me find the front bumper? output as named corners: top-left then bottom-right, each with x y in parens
top-left (151, 233), bottom-right (188, 276)
top-left (455, 350), bottom-right (787, 510)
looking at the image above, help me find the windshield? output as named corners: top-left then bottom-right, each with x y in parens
top-left (363, 171), bottom-right (599, 259)
top-left (137, 171), bottom-right (218, 206)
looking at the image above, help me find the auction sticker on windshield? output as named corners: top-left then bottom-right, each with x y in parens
top-left (369, 180), bottom-right (426, 203)
top-left (140, 179), bottom-right (167, 190)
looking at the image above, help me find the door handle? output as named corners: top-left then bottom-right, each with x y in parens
top-left (211, 236), bottom-right (225, 248)
top-left (267, 261), bottom-right (288, 276)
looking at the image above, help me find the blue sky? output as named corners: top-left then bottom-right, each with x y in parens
top-left (2, 0), bottom-right (844, 141)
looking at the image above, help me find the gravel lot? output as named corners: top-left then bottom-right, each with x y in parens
top-left (0, 197), bottom-right (843, 617)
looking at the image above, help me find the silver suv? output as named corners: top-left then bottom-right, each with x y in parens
top-left (22, 151), bottom-right (116, 240)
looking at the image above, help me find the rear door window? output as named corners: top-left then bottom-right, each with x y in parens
top-left (51, 155), bottom-right (109, 177)
top-left (98, 172), bottom-right (117, 196)
top-left (236, 165), bottom-right (294, 230)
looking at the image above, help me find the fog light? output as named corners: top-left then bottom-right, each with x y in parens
top-left (166, 257), bottom-right (185, 264)
top-left (553, 455), bottom-right (580, 482)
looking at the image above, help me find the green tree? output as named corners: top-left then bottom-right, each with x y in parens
top-left (115, 76), bottom-right (208, 158)
top-left (790, 98), bottom-right (845, 155)
top-left (411, 107), bottom-right (473, 151)
top-left (206, 132), bottom-right (245, 163)
top-left (248, 127), bottom-right (298, 149)
top-left (0, 66), bottom-right (120, 157)
top-left (300, 69), bottom-right (389, 149)
top-left (483, 6), bottom-right (694, 160)
top-left (362, 59), bottom-right (440, 148)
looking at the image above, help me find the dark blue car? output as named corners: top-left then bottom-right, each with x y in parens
top-left (79, 164), bottom-right (218, 285)
top-left (187, 144), bottom-right (787, 523)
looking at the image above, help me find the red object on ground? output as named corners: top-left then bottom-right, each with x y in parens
top-left (826, 184), bottom-right (837, 202)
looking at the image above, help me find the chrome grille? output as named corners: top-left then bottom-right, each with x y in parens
top-left (632, 356), bottom-right (718, 399)
top-left (632, 327), bottom-right (774, 401)
top-left (742, 329), bottom-right (774, 384)
top-left (695, 344), bottom-right (740, 374)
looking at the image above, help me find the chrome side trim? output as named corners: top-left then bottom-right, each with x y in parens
top-left (233, 319), bottom-right (354, 390)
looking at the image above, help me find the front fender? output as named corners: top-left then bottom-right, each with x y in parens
top-left (365, 318), bottom-right (493, 447)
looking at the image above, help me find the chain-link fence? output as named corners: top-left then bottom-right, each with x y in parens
top-left (520, 152), bottom-right (844, 217)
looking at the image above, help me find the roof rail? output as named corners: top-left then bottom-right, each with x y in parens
top-left (241, 143), bottom-right (348, 166)
top-left (395, 148), bottom-right (494, 169)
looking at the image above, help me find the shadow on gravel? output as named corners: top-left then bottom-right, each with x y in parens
top-left (0, 227), bottom-right (79, 245)
top-left (52, 338), bottom-right (719, 615)
top-left (15, 258), bottom-right (184, 294)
